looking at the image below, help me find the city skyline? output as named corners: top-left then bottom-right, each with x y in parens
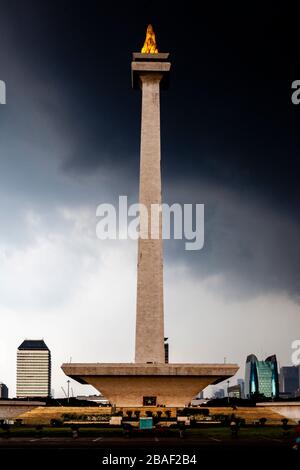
top-left (0, 2), bottom-right (300, 398)
top-left (0, 340), bottom-right (297, 399)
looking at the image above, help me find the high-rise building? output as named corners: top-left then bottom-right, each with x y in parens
top-left (237, 378), bottom-right (245, 399)
top-left (280, 366), bottom-right (300, 397)
top-left (244, 354), bottom-right (279, 399)
top-left (228, 384), bottom-right (242, 398)
top-left (0, 382), bottom-right (9, 398)
top-left (228, 379), bottom-right (245, 399)
top-left (16, 340), bottom-right (51, 398)
top-left (214, 388), bottom-right (225, 399)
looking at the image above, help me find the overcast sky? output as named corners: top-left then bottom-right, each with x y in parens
top-left (0, 2), bottom-right (299, 398)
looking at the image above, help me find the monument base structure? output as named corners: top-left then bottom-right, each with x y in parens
top-left (61, 363), bottom-right (238, 407)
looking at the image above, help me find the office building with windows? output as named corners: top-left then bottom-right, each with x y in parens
top-left (228, 384), bottom-right (242, 398)
top-left (245, 354), bottom-right (279, 399)
top-left (214, 388), bottom-right (225, 399)
top-left (280, 366), bottom-right (299, 397)
top-left (16, 339), bottom-right (51, 398)
top-left (237, 378), bottom-right (245, 399)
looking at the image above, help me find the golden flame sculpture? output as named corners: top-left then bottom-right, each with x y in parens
top-left (141, 24), bottom-right (158, 54)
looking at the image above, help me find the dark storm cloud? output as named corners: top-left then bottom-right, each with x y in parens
top-left (0, 1), bottom-right (299, 300)
top-left (1, 1), bottom-right (297, 207)
top-left (163, 180), bottom-right (300, 302)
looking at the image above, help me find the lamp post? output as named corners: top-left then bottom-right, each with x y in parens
top-left (67, 380), bottom-right (70, 404)
top-left (227, 380), bottom-right (230, 404)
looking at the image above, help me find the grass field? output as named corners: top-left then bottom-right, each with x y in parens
top-left (0, 425), bottom-right (296, 440)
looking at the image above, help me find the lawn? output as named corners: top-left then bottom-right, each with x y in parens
top-left (0, 425), bottom-right (296, 440)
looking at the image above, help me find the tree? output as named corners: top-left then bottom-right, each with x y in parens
top-left (259, 417), bottom-right (267, 426)
top-left (281, 418), bottom-right (289, 430)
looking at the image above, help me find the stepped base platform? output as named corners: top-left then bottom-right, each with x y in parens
top-left (61, 363), bottom-right (239, 407)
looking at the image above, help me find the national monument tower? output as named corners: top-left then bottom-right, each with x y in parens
top-left (62, 25), bottom-right (238, 407)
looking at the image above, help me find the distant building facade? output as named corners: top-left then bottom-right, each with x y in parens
top-left (228, 384), bottom-right (242, 399)
top-left (245, 354), bottom-right (279, 399)
top-left (0, 382), bottom-right (8, 399)
top-left (237, 379), bottom-right (245, 399)
top-left (279, 366), bottom-right (300, 398)
top-left (16, 340), bottom-right (51, 398)
top-left (214, 388), bottom-right (225, 399)
top-left (228, 379), bottom-right (245, 399)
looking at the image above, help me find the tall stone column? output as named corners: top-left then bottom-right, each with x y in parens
top-left (132, 53), bottom-right (170, 364)
top-left (135, 72), bottom-right (165, 363)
